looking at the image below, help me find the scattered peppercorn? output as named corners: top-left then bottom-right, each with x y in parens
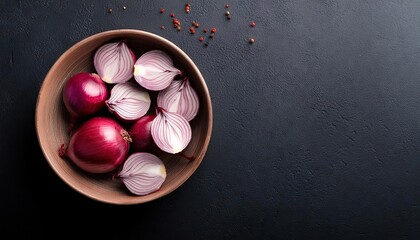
top-left (107, 8), bottom-right (113, 13)
top-left (227, 15), bottom-right (231, 20)
top-left (189, 27), bottom-right (195, 34)
top-left (185, 3), bottom-right (190, 13)
top-left (225, 11), bottom-right (230, 16)
top-left (249, 38), bottom-right (255, 44)
top-left (199, 36), bottom-right (204, 42)
top-left (209, 33), bottom-right (215, 38)
top-left (225, 4), bottom-right (230, 8)
top-left (122, 6), bottom-right (127, 10)
top-left (170, 12), bottom-right (175, 18)
top-left (204, 42), bottom-right (209, 47)
top-left (177, 26), bottom-right (181, 31)
top-left (211, 27), bottom-right (217, 33)
top-left (161, 25), bottom-right (165, 30)
top-left (250, 21), bottom-right (256, 27)
top-left (192, 21), bottom-right (199, 28)
top-left (160, 8), bottom-right (165, 13)
top-left (203, 28), bottom-right (208, 33)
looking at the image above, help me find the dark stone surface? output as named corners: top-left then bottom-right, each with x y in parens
top-left (1, 0), bottom-right (420, 239)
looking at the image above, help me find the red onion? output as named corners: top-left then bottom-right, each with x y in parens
top-left (128, 114), bottom-right (158, 152)
top-left (62, 72), bottom-right (108, 118)
top-left (157, 77), bottom-right (199, 121)
top-left (151, 107), bottom-right (192, 154)
top-left (93, 41), bottom-right (135, 84)
top-left (133, 50), bottom-right (182, 91)
top-left (105, 82), bottom-right (151, 121)
top-left (116, 152), bottom-right (166, 196)
top-left (60, 117), bottom-right (132, 173)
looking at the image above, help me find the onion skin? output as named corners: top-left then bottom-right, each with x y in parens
top-left (63, 117), bottom-right (132, 173)
top-left (129, 114), bottom-right (158, 152)
top-left (62, 72), bottom-right (108, 118)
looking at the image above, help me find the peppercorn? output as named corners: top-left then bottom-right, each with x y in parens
top-left (211, 27), bottom-right (216, 33)
top-left (225, 4), bottom-right (230, 8)
top-left (203, 28), bottom-right (208, 33)
top-left (161, 25), bottom-right (165, 30)
top-left (225, 11), bottom-right (230, 16)
top-left (107, 8), bottom-right (113, 13)
top-left (249, 38), bottom-right (255, 44)
top-left (122, 6), bottom-right (127, 10)
top-left (160, 8), bottom-right (165, 13)
top-left (199, 36), bottom-right (204, 42)
top-left (250, 21), bottom-right (256, 27)
top-left (170, 12), bottom-right (175, 18)
top-left (189, 27), bottom-right (195, 34)
top-left (177, 26), bottom-right (181, 31)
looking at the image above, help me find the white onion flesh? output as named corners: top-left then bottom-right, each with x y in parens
top-left (157, 77), bottom-right (199, 121)
top-left (106, 82), bottom-right (151, 121)
top-left (133, 50), bottom-right (182, 91)
top-left (117, 152), bottom-right (166, 196)
top-left (94, 41), bottom-right (135, 84)
top-left (151, 108), bottom-right (192, 154)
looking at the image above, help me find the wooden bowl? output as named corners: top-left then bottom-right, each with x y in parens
top-left (35, 29), bottom-right (213, 204)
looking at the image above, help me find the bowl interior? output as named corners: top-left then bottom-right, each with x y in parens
top-left (36, 29), bottom-right (212, 204)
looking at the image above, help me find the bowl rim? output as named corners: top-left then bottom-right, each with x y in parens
top-left (35, 29), bottom-right (213, 204)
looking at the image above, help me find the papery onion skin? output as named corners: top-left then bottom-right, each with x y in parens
top-left (62, 72), bottom-right (108, 118)
top-left (117, 152), bottom-right (166, 196)
top-left (62, 117), bottom-right (132, 173)
top-left (133, 50), bottom-right (182, 91)
top-left (157, 77), bottom-right (200, 121)
top-left (105, 82), bottom-right (151, 122)
top-left (151, 107), bottom-right (192, 154)
top-left (93, 41), bottom-right (135, 84)
top-left (129, 114), bottom-right (158, 152)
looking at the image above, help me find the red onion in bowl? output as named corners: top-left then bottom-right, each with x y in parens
top-left (116, 152), bottom-right (166, 196)
top-left (93, 41), bottom-right (135, 84)
top-left (105, 82), bottom-right (151, 122)
top-left (62, 72), bottom-right (108, 118)
top-left (133, 50), bottom-right (182, 91)
top-left (128, 114), bottom-right (158, 152)
top-left (157, 77), bottom-right (199, 121)
top-left (151, 107), bottom-right (192, 154)
top-left (59, 116), bottom-right (132, 174)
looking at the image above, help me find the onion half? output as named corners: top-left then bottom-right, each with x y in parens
top-left (133, 50), bottom-right (182, 91)
top-left (93, 41), bottom-right (135, 84)
top-left (105, 82), bottom-right (151, 121)
top-left (117, 152), bottom-right (166, 196)
top-left (151, 107), bottom-right (192, 154)
top-left (157, 77), bottom-right (199, 121)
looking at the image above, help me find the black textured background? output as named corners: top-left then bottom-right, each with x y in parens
top-left (1, 0), bottom-right (420, 239)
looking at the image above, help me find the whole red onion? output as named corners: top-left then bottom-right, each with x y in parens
top-left (61, 117), bottom-right (132, 173)
top-left (128, 114), bottom-right (158, 152)
top-left (62, 72), bottom-right (109, 118)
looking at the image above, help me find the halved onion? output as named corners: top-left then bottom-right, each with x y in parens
top-left (117, 152), bottom-right (166, 196)
top-left (151, 107), bottom-right (192, 154)
top-left (93, 41), bottom-right (135, 84)
top-left (105, 82), bottom-right (151, 121)
top-left (157, 77), bottom-right (199, 121)
top-left (133, 50), bottom-right (182, 91)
